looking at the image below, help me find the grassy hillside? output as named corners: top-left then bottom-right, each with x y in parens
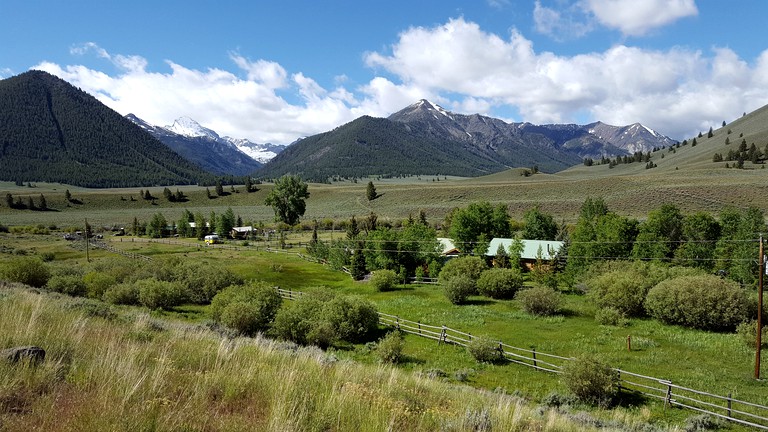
top-left (1, 284), bottom-right (652, 432)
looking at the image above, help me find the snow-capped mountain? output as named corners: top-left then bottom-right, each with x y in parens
top-left (166, 116), bottom-right (220, 141)
top-left (126, 114), bottom-right (265, 176)
top-left (389, 99), bottom-right (676, 160)
top-left (222, 137), bottom-right (286, 164)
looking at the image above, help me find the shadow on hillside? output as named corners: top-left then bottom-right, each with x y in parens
top-left (464, 298), bottom-right (496, 306)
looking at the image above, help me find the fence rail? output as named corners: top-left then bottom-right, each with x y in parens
top-left (276, 288), bottom-right (768, 430)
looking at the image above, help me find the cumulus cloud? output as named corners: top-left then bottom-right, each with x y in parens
top-left (28, 15), bottom-right (768, 146)
top-left (583, 0), bottom-right (698, 36)
top-left (36, 44), bottom-right (363, 144)
top-left (364, 17), bottom-right (768, 139)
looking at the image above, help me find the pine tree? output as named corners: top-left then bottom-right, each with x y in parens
top-left (707, 127), bottom-right (713, 138)
top-left (366, 181), bottom-right (377, 201)
top-left (38, 194), bottom-right (47, 210)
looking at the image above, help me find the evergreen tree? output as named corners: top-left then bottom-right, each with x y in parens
top-left (521, 205), bottom-right (558, 240)
top-left (132, 217), bottom-right (140, 236)
top-left (631, 204), bottom-right (683, 262)
top-left (26, 196), bottom-right (35, 210)
top-left (707, 127), bottom-right (713, 138)
top-left (65, 189), bottom-right (72, 202)
top-left (218, 207), bottom-right (236, 238)
top-left (366, 181), bottom-right (377, 201)
top-left (215, 180), bottom-right (224, 196)
top-left (244, 176), bottom-right (253, 193)
top-left (495, 243), bottom-right (510, 268)
top-left (5, 193), bottom-right (12, 208)
top-left (38, 194), bottom-right (47, 210)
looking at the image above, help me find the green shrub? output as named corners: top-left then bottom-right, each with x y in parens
top-left (136, 278), bottom-right (185, 310)
top-left (46, 274), bottom-right (87, 297)
top-left (103, 282), bottom-right (140, 305)
top-left (376, 331), bottom-right (405, 364)
top-left (594, 307), bottom-right (630, 327)
top-left (684, 414), bottom-right (722, 431)
top-left (83, 271), bottom-right (117, 299)
top-left (476, 268), bottom-right (523, 299)
top-left (370, 269), bottom-right (397, 292)
top-left (466, 336), bottom-right (503, 363)
top-left (0, 256), bottom-right (50, 287)
top-left (210, 281), bottom-right (282, 335)
top-left (174, 261), bottom-right (243, 304)
top-left (735, 320), bottom-right (768, 349)
top-left (443, 275), bottom-right (475, 305)
top-left (515, 286), bottom-right (562, 316)
top-left (438, 256), bottom-right (487, 290)
top-left (561, 355), bottom-right (618, 407)
top-left (271, 291), bottom-right (378, 347)
top-left (321, 295), bottom-right (379, 343)
top-left (645, 275), bottom-right (749, 331)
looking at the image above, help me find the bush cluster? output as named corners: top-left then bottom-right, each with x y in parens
top-left (210, 281), bottom-right (282, 336)
top-left (736, 320), bottom-right (768, 349)
top-left (46, 274), bottom-right (87, 297)
top-left (438, 256), bottom-right (487, 290)
top-left (0, 256), bottom-right (51, 288)
top-left (136, 278), bottom-right (185, 310)
top-left (594, 307), bottom-right (630, 327)
top-left (645, 275), bottom-right (749, 331)
top-left (476, 268), bottom-right (523, 299)
top-left (271, 291), bottom-right (378, 347)
top-left (515, 286), bottom-right (562, 316)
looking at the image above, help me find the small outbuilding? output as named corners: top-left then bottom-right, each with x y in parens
top-left (486, 238), bottom-right (564, 270)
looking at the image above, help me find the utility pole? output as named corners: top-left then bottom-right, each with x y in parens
top-left (85, 218), bottom-right (90, 263)
top-left (756, 236), bottom-right (764, 380)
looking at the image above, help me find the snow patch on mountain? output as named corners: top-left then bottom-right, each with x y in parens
top-left (166, 117), bottom-right (219, 140)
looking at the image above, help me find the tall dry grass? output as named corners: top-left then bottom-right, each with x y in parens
top-left (0, 285), bottom-right (676, 431)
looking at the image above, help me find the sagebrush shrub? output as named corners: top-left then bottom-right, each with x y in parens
top-left (46, 274), bottom-right (87, 297)
top-left (376, 331), bottom-right (404, 363)
top-left (443, 275), bottom-right (475, 305)
top-left (466, 336), bottom-right (503, 363)
top-left (515, 286), bottom-right (562, 316)
top-left (0, 256), bottom-right (50, 288)
top-left (561, 355), bottom-right (618, 407)
top-left (370, 269), bottom-right (397, 292)
top-left (102, 282), bottom-right (140, 305)
top-left (83, 271), bottom-right (117, 299)
top-left (594, 307), bottom-right (629, 327)
top-left (645, 275), bottom-right (749, 331)
top-left (476, 268), bottom-right (523, 299)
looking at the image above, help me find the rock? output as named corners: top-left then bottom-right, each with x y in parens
top-left (1, 346), bottom-right (46, 364)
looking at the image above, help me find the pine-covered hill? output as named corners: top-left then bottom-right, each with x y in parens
top-left (0, 70), bottom-right (213, 187)
top-left (256, 115), bottom-right (509, 182)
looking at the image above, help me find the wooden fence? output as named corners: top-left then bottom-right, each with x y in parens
top-left (276, 288), bottom-right (768, 430)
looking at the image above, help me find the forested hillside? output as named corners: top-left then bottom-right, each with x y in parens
top-left (0, 71), bottom-right (213, 187)
top-left (257, 115), bottom-right (508, 182)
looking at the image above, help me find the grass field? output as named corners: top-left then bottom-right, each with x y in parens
top-left (2, 232), bottom-right (765, 430)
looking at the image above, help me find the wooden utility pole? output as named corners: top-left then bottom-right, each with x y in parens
top-left (756, 236), bottom-right (764, 380)
top-left (85, 218), bottom-right (90, 263)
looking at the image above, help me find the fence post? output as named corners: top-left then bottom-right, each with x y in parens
top-left (438, 326), bottom-right (446, 345)
top-left (627, 335), bottom-right (632, 352)
top-left (727, 392), bottom-right (732, 418)
top-left (663, 380), bottom-right (673, 411)
top-left (418, 321), bottom-right (421, 335)
top-left (617, 370), bottom-right (622, 393)
top-left (396, 316), bottom-right (400, 330)
top-left (532, 348), bottom-right (538, 368)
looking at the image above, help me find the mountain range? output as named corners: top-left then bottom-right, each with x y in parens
top-left (126, 115), bottom-right (275, 176)
top-left (257, 99), bottom-right (677, 181)
top-left (0, 70), bottom-right (212, 187)
top-left (1, 71), bottom-right (682, 187)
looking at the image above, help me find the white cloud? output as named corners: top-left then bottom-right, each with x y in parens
top-left (533, 0), bottom-right (593, 40)
top-left (35, 44), bottom-right (363, 145)
top-left (583, 0), bottom-right (698, 36)
top-left (364, 17), bottom-right (768, 139)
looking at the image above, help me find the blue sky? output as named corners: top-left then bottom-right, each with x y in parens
top-left (2, 0), bottom-right (767, 144)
